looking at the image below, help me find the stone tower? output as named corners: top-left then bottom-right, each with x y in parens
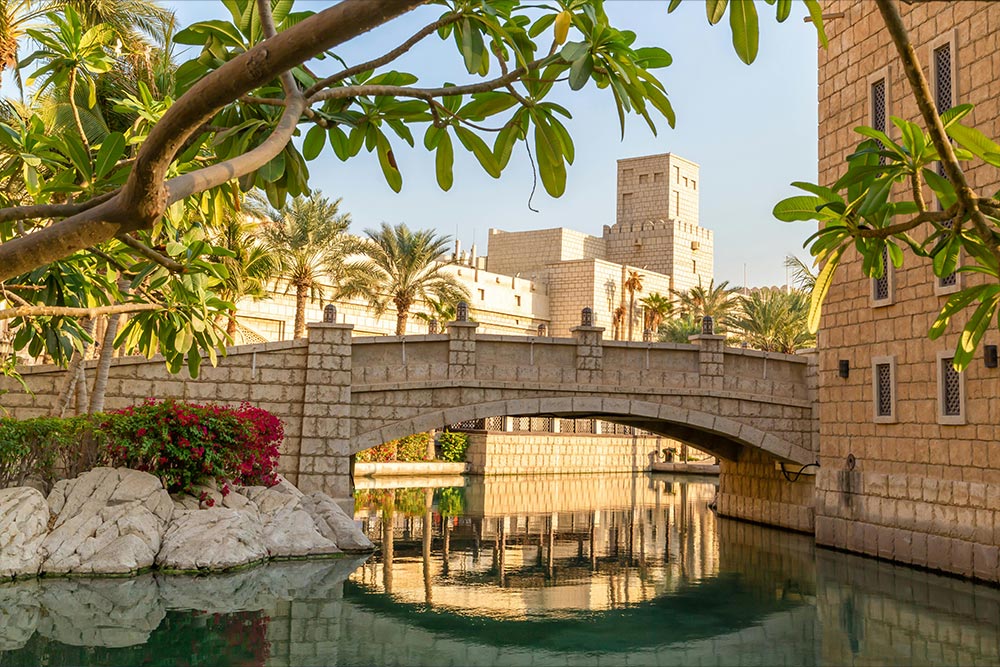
top-left (603, 153), bottom-right (713, 293)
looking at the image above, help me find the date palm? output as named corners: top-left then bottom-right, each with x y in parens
top-left (640, 292), bottom-right (673, 333)
top-left (658, 312), bottom-right (702, 344)
top-left (729, 288), bottom-right (815, 353)
top-left (338, 223), bottom-right (470, 336)
top-left (261, 194), bottom-right (353, 339)
top-left (672, 279), bottom-right (739, 325)
top-left (624, 270), bottom-right (643, 341)
top-left (212, 199), bottom-right (276, 338)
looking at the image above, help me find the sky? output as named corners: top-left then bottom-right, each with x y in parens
top-left (120, 2), bottom-right (825, 287)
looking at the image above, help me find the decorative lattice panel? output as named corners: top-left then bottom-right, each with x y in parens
top-left (873, 248), bottom-right (890, 301)
top-left (942, 358), bottom-right (962, 416)
top-left (876, 363), bottom-right (893, 417)
top-left (484, 415), bottom-right (505, 431)
top-left (871, 78), bottom-right (887, 166)
top-left (450, 418), bottom-right (485, 430)
top-left (934, 44), bottom-right (952, 112)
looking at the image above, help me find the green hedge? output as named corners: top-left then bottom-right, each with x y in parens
top-left (0, 400), bottom-right (284, 499)
top-left (355, 432), bottom-right (431, 463)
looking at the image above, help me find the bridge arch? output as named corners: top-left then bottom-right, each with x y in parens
top-left (351, 397), bottom-right (813, 465)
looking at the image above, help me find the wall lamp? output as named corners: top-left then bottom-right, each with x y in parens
top-left (985, 345), bottom-right (998, 369)
top-left (838, 359), bottom-right (850, 379)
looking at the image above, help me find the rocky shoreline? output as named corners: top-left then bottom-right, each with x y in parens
top-left (0, 467), bottom-right (373, 580)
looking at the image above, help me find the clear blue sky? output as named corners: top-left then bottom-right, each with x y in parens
top-left (179, 2), bottom-right (820, 287)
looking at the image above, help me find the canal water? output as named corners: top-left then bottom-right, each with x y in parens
top-left (1, 474), bottom-right (999, 666)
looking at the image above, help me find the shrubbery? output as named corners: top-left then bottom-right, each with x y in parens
top-left (355, 432), bottom-right (431, 463)
top-left (438, 431), bottom-right (470, 463)
top-left (0, 399), bottom-right (283, 497)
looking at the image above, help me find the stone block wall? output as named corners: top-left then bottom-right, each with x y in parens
top-left (717, 449), bottom-right (815, 534)
top-left (464, 431), bottom-right (667, 476)
top-left (816, 0), bottom-right (1000, 583)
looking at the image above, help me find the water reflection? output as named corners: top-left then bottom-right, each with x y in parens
top-left (0, 474), bottom-right (998, 667)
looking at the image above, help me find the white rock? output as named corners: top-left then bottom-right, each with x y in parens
top-left (37, 576), bottom-right (164, 648)
top-left (0, 487), bottom-right (50, 579)
top-left (0, 581), bottom-right (41, 651)
top-left (301, 492), bottom-right (374, 552)
top-left (40, 468), bottom-right (172, 575)
top-left (242, 486), bottom-right (339, 558)
top-left (157, 507), bottom-right (268, 572)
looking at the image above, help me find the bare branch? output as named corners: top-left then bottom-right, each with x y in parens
top-left (305, 13), bottom-right (462, 97)
top-left (116, 234), bottom-right (186, 273)
top-left (0, 303), bottom-right (162, 321)
top-left (0, 189), bottom-right (119, 225)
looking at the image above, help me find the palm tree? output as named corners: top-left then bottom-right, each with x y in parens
top-left (658, 312), bottom-right (702, 344)
top-left (413, 297), bottom-right (467, 329)
top-left (338, 223), bottom-right (470, 336)
top-left (784, 255), bottom-right (817, 292)
top-left (261, 194), bottom-right (353, 339)
top-left (624, 270), bottom-right (643, 341)
top-left (729, 288), bottom-right (815, 353)
top-left (640, 292), bottom-right (672, 333)
top-left (672, 279), bottom-right (739, 325)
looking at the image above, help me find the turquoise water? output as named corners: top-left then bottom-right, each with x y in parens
top-left (1, 474), bottom-right (999, 666)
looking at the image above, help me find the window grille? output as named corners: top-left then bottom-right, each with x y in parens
top-left (873, 247), bottom-right (890, 302)
top-left (875, 363), bottom-right (893, 417)
top-left (450, 418), bottom-right (485, 430)
top-left (941, 358), bottom-right (961, 416)
top-left (871, 78), bottom-right (887, 166)
top-left (484, 415), bottom-right (505, 431)
top-left (934, 44), bottom-right (952, 113)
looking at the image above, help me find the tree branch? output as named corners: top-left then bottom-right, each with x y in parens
top-left (856, 206), bottom-right (957, 238)
top-left (0, 189), bottom-right (119, 225)
top-left (0, 303), bottom-right (162, 321)
top-left (875, 0), bottom-right (1000, 259)
top-left (305, 13), bottom-right (462, 97)
top-left (116, 234), bottom-right (186, 273)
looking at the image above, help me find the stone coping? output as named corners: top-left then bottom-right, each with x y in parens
top-left (354, 461), bottom-right (469, 476)
top-left (351, 379), bottom-right (814, 409)
top-left (650, 462), bottom-right (721, 475)
top-left (601, 340), bottom-right (699, 351)
top-left (723, 347), bottom-right (809, 364)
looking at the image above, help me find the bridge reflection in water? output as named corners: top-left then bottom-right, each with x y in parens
top-left (1, 475), bottom-right (999, 667)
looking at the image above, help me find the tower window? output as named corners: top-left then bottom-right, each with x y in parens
top-left (872, 356), bottom-right (896, 423)
top-left (871, 247), bottom-right (894, 306)
top-left (937, 352), bottom-right (965, 424)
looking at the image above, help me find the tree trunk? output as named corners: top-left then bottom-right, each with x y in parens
top-left (88, 311), bottom-right (121, 414)
top-left (294, 283), bottom-right (308, 339)
top-left (628, 292), bottom-right (635, 341)
top-left (396, 310), bottom-right (408, 336)
top-left (226, 315), bottom-right (238, 339)
top-left (53, 317), bottom-right (96, 417)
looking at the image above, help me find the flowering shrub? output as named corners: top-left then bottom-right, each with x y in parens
top-left (102, 399), bottom-right (283, 495)
top-left (0, 400), bottom-right (284, 496)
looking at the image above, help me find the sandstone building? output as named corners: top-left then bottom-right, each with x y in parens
top-left (230, 152), bottom-right (713, 342)
top-left (814, 1), bottom-right (1000, 583)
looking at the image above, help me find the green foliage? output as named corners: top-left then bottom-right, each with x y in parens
top-left (657, 312), bottom-right (701, 344)
top-left (438, 430), bottom-right (470, 463)
top-left (356, 432), bottom-right (431, 463)
top-left (0, 400), bottom-right (284, 497)
top-left (774, 103), bottom-right (1000, 370)
top-left (436, 486), bottom-right (465, 516)
top-left (727, 288), bottom-right (815, 353)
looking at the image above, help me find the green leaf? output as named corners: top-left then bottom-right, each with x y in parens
top-left (808, 246), bottom-right (845, 334)
top-left (955, 291), bottom-right (1000, 370)
top-left (930, 287), bottom-right (983, 339)
top-left (706, 0), bottom-right (728, 25)
top-left (922, 167), bottom-right (957, 209)
top-left (946, 123), bottom-right (1000, 161)
top-left (560, 42), bottom-right (590, 63)
top-left (94, 132), bottom-right (126, 180)
top-left (375, 133), bottom-right (402, 192)
top-left (534, 115), bottom-right (566, 197)
top-left (634, 47), bottom-right (672, 69)
top-left (435, 131), bottom-right (454, 191)
top-left (568, 54), bottom-right (594, 91)
top-left (328, 125), bottom-right (350, 161)
top-left (494, 120), bottom-right (520, 171)
top-left (455, 126), bottom-right (501, 178)
top-left (460, 18), bottom-right (486, 75)
top-left (803, 0), bottom-right (828, 47)
top-left (728, 0), bottom-right (759, 65)
top-left (668, 0), bottom-right (682, 12)
top-left (258, 150), bottom-right (285, 182)
top-left (773, 195), bottom-right (825, 222)
top-left (933, 235), bottom-right (961, 278)
top-left (303, 125), bottom-right (326, 160)
top-left (775, 0), bottom-right (792, 22)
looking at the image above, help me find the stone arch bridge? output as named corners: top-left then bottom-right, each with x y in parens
top-left (5, 319), bottom-right (819, 532)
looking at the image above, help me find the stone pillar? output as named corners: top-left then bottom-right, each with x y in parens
top-left (447, 321), bottom-right (479, 379)
top-left (298, 322), bottom-right (354, 498)
top-left (571, 323), bottom-right (605, 384)
top-left (689, 332), bottom-right (725, 391)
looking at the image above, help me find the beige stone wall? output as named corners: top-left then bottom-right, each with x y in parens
top-left (817, 1), bottom-right (1000, 582)
top-left (484, 227), bottom-right (605, 277)
top-left (717, 449), bottom-right (815, 534)
top-left (464, 432), bottom-right (669, 475)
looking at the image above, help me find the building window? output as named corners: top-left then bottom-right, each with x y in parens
top-left (654, 172), bottom-right (665, 183)
top-left (872, 356), bottom-right (896, 423)
top-left (674, 166), bottom-right (680, 181)
top-left (515, 295), bottom-right (521, 307)
top-left (933, 38), bottom-right (960, 294)
top-left (937, 352), bottom-right (965, 424)
top-left (478, 289), bottom-right (485, 301)
top-left (871, 78), bottom-right (887, 166)
top-left (693, 260), bottom-right (697, 273)
top-left (638, 173), bottom-right (648, 185)
top-left (691, 179), bottom-right (696, 190)
top-left (871, 247), bottom-right (894, 306)
top-left (674, 191), bottom-right (681, 218)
